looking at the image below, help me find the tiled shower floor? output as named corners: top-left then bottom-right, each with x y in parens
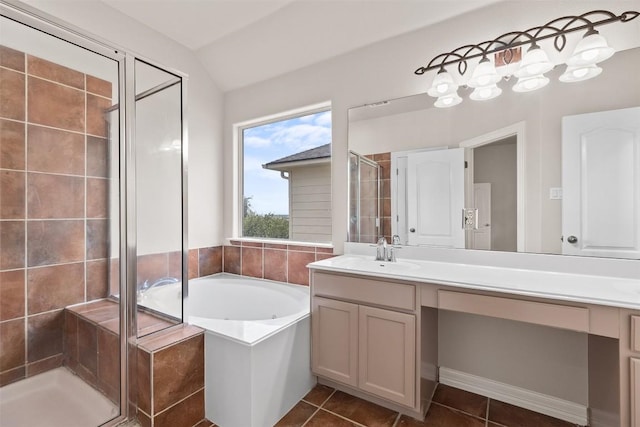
top-left (0, 367), bottom-right (118, 427)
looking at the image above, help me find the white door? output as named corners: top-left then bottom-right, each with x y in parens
top-left (473, 183), bottom-right (492, 250)
top-left (562, 107), bottom-right (640, 258)
top-left (407, 148), bottom-right (465, 247)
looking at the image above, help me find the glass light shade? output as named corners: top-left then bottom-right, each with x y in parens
top-left (567, 30), bottom-right (615, 66)
top-left (515, 45), bottom-right (554, 78)
top-left (469, 84), bottom-right (502, 101)
top-left (468, 58), bottom-right (501, 88)
top-left (559, 64), bottom-right (602, 82)
top-left (512, 74), bottom-right (549, 92)
top-left (434, 92), bottom-right (462, 108)
top-left (427, 70), bottom-right (457, 97)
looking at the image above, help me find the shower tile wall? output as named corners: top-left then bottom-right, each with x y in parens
top-left (0, 45), bottom-right (113, 386)
top-left (365, 152), bottom-right (391, 243)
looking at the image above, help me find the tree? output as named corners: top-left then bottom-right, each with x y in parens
top-left (243, 197), bottom-right (289, 239)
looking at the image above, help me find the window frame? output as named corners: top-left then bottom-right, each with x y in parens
top-left (234, 102), bottom-right (333, 244)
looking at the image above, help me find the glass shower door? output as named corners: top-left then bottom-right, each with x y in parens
top-left (133, 59), bottom-right (185, 335)
top-left (0, 8), bottom-right (124, 426)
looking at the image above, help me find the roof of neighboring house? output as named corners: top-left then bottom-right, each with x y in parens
top-left (263, 143), bottom-right (331, 170)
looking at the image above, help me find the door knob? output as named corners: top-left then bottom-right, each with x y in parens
top-left (409, 228), bottom-right (416, 233)
top-left (567, 235), bottom-right (578, 244)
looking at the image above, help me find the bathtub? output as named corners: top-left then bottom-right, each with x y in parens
top-left (140, 273), bottom-right (315, 427)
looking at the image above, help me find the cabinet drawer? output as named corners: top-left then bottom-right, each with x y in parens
top-left (632, 316), bottom-right (640, 352)
top-left (313, 272), bottom-right (415, 311)
top-left (438, 291), bottom-right (589, 332)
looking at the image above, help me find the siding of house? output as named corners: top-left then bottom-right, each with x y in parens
top-left (289, 163), bottom-right (331, 242)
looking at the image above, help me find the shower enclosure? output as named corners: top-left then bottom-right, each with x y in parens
top-left (0, 2), bottom-right (187, 425)
top-left (348, 151), bottom-right (381, 243)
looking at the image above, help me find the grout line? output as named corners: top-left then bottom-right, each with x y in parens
top-left (319, 389), bottom-right (336, 407)
top-left (486, 397), bottom-right (491, 426)
top-left (317, 408), bottom-right (369, 427)
top-left (430, 401), bottom-right (487, 424)
top-left (300, 406), bottom-right (322, 427)
top-left (391, 412), bottom-right (402, 427)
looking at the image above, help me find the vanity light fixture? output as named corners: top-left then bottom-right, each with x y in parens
top-left (559, 64), bottom-right (603, 82)
top-left (416, 9), bottom-right (639, 108)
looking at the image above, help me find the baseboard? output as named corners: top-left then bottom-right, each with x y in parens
top-left (439, 367), bottom-right (588, 425)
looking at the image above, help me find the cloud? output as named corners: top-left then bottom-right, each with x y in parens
top-left (244, 135), bottom-right (272, 148)
top-left (269, 123), bottom-right (331, 152)
top-left (245, 110), bottom-right (332, 154)
top-left (314, 111), bottom-right (332, 127)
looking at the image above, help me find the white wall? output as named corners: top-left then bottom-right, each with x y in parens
top-left (223, 0), bottom-right (640, 254)
top-left (222, 0), bottom-right (639, 407)
top-left (20, 0), bottom-right (225, 250)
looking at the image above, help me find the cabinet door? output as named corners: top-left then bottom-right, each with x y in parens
top-left (632, 358), bottom-right (640, 427)
top-left (358, 305), bottom-right (415, 407)
top-left (312, 297), bottom-right (358, 387)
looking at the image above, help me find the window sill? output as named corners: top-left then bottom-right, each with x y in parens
top-left (225, 237), bottom-right (333, 249)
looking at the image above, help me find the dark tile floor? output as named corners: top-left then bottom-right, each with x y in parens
top-left (273, 383), bottom-right (585, 427)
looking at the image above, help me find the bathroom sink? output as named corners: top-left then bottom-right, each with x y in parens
top-left (329, 256), bottom-right (421, 274)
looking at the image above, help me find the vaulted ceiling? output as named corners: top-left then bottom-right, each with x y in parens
top-left (101, 0), bottom-right (501, 91)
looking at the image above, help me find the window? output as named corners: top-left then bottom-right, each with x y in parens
top-left (241, 107), bottom-right (332, 243)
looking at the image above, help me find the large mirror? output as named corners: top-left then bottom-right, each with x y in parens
top-left (348, 46), bottom-right (640, 258)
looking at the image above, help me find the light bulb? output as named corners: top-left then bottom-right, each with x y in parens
top-left (567, 29), bottom-right (615, 66)
top-left (559, 64), bottom-right (602, 82)
top-left (513, 75), bottom-right (549, 92)
top-left (469, 84), bottom-right (502, 101)
top-left (515, 44), bottom-right (554, 78)
top-left (427, 69), bottom-right (458, 97)
top-left (434, 92), bottom-right (463, 108)
top-left (468, 57), bottom-right (501, 88)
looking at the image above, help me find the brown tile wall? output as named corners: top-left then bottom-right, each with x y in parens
top-left (365, 152), bottom-right (392, 243)
top-left (222, 240), bottom-right (335, 286)
top-left (63, 299), bottom-right (177, 406)
top-left (180, 242), bottom-right (334, 286)
top-left (136, 325), bottom-right (207, 427)
top-left (0, 45), bottom-right (115, 386)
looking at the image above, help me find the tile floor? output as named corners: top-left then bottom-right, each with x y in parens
top-left (273, 383), bottom-right (585, 427)
top-left (123, 382), bottom-right (584, 427)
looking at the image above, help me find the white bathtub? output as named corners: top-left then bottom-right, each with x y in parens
top-left (140, 273), bottom-right (315, 427)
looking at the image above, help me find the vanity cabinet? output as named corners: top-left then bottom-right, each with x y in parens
top-left (311, 297), bottom-right (358, 387)
top-left (631, 358), bottom-right (640, 426)
top-left (311, 272), bottom-right (417, 408)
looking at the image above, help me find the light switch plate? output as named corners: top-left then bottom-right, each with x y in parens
top-left (549, 187), bottom-right (563, 200)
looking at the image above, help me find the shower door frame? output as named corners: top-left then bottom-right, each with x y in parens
top-left (0, 1), bottom-right (190, 425)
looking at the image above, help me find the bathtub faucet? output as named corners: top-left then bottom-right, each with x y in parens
top-left (137, 276), bottom-right (180, 298)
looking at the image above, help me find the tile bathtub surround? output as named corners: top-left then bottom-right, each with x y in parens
top-left (222, 241), bottom-right (335, 286)
top-left (0, 45), bottom-right (116, 386)
top-left (64, 299), bottom-right (177, 405)
top-left (136, 324), bottom-right (207, 427)
top-left (275, 383), bottom-right (583, 427)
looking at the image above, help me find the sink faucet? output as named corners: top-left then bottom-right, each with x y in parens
top-left (375, 236), bottom-right (388, 261)
top-left (387, 235), bottom-right (402, 262)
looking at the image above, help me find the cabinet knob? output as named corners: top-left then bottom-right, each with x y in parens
top-left (409, 228), bottom-right (416, 233)
top-left (567, 235), bottom-right (578, 244)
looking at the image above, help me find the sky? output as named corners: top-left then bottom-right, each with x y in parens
top-left (243, 110), bottom-right (331, 215)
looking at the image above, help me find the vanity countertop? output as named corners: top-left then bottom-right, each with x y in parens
top-left (308, 254), bottom-right (640, 310)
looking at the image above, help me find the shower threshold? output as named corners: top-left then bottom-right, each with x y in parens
top-left (0, 366), bottom-right (119, 427)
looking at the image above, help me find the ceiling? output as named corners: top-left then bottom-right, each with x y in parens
top-left (100, 0), bottom-right (501, 91)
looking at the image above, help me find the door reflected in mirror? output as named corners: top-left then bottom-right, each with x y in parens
top-left (347, 47), bottom-right (640, 259)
